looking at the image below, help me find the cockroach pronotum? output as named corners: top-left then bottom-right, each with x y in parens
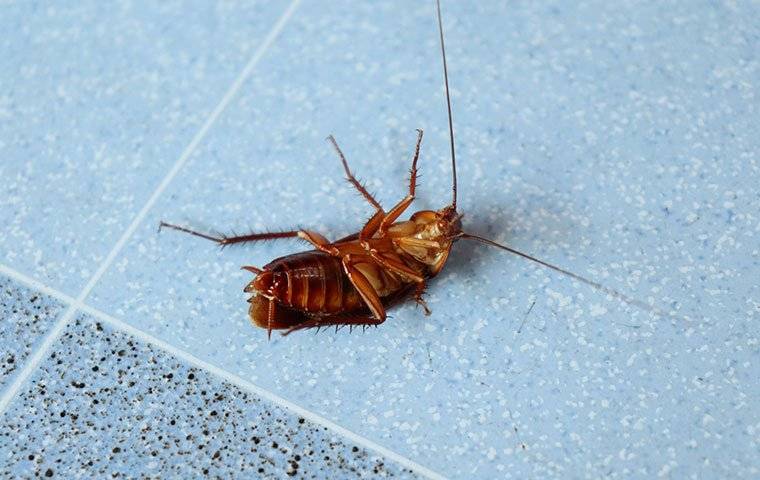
top-left (160, 0), bottom-right (662, 338)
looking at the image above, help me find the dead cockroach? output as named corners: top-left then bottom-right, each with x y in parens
top-left (160, 0), bottom-right (660, 337)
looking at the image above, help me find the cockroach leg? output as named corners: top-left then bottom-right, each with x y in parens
top-left (408, 129), bottom-right (424, 198)
top-left (414, 282), bottom-right (432, 316)
top-left (379, 195), bottom-right (415, 232)
top-left (326, 134), bottom-right (383, 212)
top-left (353, 130), bottom-right (423, 241)
top-left (359, 209), bottom-right (386, 241)
top-left (282, 313), bottom-right (384, 336)
top-left (377, 130), bottom-right (424, 232)
top-left (326, 134), bottom-right (388, 241)
top-left (158, 221), bottom-right (225, 243)
top-left (341, 253), bottom-right (386, 321)
top-left (367, 249), bottom-right (425, 283)
top-left (158, 221), bottom-right (335, 253)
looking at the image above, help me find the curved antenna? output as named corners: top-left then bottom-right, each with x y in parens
top-left (436, 0), bottom-right (458, 209)
top-left (459, 233), bottom-right (673, 318)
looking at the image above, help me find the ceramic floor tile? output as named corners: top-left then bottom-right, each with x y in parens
top-left (0, 273), bottom-right (66, 392)
top-left (84, 0), bottom-right (759, 478)
top-left (0, 0), bottom-right (290, 296)
top-left (0, 315), bottom-right (417, 479)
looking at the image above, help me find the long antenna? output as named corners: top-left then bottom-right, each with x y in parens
top-left (436, 0), bottom-right (458, 209)
top-left (459, 233), bottom-right (670, 318)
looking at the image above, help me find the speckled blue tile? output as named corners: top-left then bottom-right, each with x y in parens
top-left (0, 0), bottom-right (290, 296)
top-left (0, 274), bottom-right (66, 392)
top-left (88, 0), bottom-right (759, 478)
top-left (0, 316), bottom-right (417, 479)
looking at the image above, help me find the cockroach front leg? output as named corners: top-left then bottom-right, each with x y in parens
top-left (158, 222), bottom-right (337, 254)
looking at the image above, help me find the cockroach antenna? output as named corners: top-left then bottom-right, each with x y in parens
top-left (433, 1), bottom-right (669, 318)
top-left (436, 0), bottom-right (457, 209)
top-left (457, 233), bottom-right (670, 317)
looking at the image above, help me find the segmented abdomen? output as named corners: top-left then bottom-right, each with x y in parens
top-left (257, 251), bottom-right (363, 314)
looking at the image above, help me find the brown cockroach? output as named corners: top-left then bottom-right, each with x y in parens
top-left (160, 0), bottom-right (659, 337)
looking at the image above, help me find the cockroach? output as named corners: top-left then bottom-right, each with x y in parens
top-left (160, 0), bottom-right (661, 337)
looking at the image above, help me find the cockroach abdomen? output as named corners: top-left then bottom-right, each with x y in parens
top-left (248, 295), bottom-right (308, 330)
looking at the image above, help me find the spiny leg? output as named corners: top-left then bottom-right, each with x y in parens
top-left (353, 130), bottom-right (424, 240)
top-left (378, 129), bottom-right (425, 233)
top-left (158, 221), bottom-right (335, 253)
top-left (282, 313), bottom-right (384, 336)
top-left (408, 129), bottom-right (424, 198)
top-left (326, 135), bottom-right (383, 212)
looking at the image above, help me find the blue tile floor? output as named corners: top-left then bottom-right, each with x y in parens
top-left (1, 0), bottom-right (758, 478)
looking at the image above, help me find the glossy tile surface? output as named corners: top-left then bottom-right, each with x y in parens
top-left (87, 0), bottom-right (760, 478)
top-left (0, 316), bottom-right (416, 479)
top-left (0, 0), bottom-right (288, 295)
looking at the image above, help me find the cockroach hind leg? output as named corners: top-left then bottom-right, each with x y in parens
top-left (281, 314), bottom-right (384, 336)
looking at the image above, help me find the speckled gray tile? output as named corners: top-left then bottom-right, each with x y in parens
top-left (0, 274), bottom-right (65, 392)
top-left (0, 315), bottom-right (417, 479)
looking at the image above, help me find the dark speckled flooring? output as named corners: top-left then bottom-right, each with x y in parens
top-left (0, 277), bottom-right (65, 392)
top-left (0, 289), bottom-right (417, 479)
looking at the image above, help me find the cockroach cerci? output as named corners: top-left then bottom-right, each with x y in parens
top-left (160, 0), bottom-right (660, 337)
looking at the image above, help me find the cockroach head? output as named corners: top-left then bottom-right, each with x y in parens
top-left (437, 204), bottom-right (463, 240)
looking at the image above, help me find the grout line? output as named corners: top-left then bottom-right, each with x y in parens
top-left (77, 304), bottom-right (448, 480)
top-left (0, 267), bottom-right (83, 413)
top-left (71, 0), bottom-right (304, 310)
top-left (0, 307), bottom-right (74, 414)
top-left (0, 263), bottom-right (447, 480)
top-left (0, 2), bottom-right (445, 477)
top-left (0, 264), bottom-right (78, 306)
top-left (0, 0), bottom-right (301, 419)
